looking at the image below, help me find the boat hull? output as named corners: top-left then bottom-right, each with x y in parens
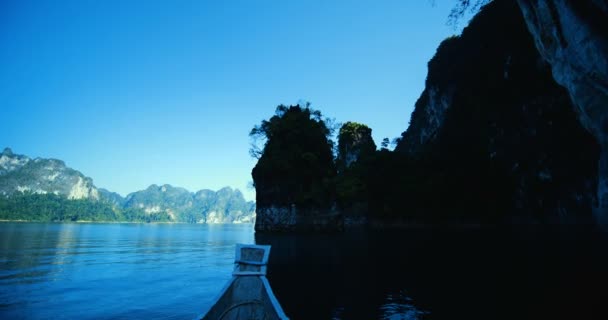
top-left (200, 244), bottom-right (288, 320)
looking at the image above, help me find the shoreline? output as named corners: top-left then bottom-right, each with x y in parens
top-left (1, 219), bottom-right (596, 231)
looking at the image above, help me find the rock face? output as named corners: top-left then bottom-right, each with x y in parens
top-left (0, 147), bottom-right (100, 200)
top-left (336, 122), bottom-right (376, 172)
top-left (251, 105), bottom-right (340, 232)
top-left (396, 43), bottom-right (457, 154)
top-left (334, 122), bottom-right (376, 225)
top-left (396, 0), bottom-right (599, 221)
top-left (255, 205), bottom-right (342, 232)
top-left (254, 206), bottom-right (297, 232)
top-left (98, 188), bottom-right (126, 207)
top-left (124, 185), bottom-right (255, 223)
top-left (515, 0), bottom-right (608, 224)
top-left (124, 184), bottom-right (193, 220)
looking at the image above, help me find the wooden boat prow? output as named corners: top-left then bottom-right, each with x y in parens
top-left (200, 244), bottom-right (289, 320)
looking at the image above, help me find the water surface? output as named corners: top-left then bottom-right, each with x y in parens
top-left (2, 223), bottom-right (607, 319)
top-left (0, 223), bottom-right (253, 319)
top-left (257, 226), bottom-right (608, 320)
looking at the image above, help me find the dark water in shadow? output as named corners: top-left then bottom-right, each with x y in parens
top-left (256, 226), bottom-right (608, 320)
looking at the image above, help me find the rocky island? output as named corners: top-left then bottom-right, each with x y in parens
top-left (251, 0), bottom-right (608, 232)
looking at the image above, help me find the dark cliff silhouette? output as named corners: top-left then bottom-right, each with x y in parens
top-left (251, 105), bottom-right (341, 232)
top-left (250, 0), bottom-right (605, 230)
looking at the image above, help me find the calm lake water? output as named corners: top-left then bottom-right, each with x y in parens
top-left (2, 223), bottom-right (608, 319)
top-left (0, 223), bottom-right (254, 319)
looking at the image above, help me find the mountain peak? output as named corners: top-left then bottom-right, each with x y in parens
top-left (0, 149), bottom-right (98, 200)
top-left (2, 148), bottom-right (14, 156)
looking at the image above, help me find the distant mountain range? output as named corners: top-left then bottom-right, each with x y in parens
top-left (0, 147), bottom-right (255, 223)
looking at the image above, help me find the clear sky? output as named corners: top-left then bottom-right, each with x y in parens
top-left (0, 0), bottom-right (471, 201)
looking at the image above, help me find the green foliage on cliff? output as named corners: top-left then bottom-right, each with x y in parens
top-left (249, 101), bottom-right (516, 223)
top-left (0, 193), bottom-right (171, 222)
top-left (251, 104), bottom-right (336, 208)
top-left (334, 122), bottom-right (376, 212)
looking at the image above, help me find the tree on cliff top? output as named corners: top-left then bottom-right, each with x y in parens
top-left (250, 104), bottom-right (336, 208)
top-left (432, 0), bottom-right (491, 26)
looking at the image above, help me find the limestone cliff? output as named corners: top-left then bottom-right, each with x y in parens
top-left (515, 0), bottom-right (608, 224)
top-left (251, 105), bottom-right (342, 232)
top-left (396, 0), bottom-right (599, 221)
top-left (123, 185), bottom-right (256, 223)
top-left (335, 122), bottom-right (376, 225)
top-left (336, 122), bottom-right (376, 173)
top-left (0, 147), bottom-right (100, 200)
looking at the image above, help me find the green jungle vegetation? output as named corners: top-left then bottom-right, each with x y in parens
top-left (0, 192), bottom-right (171, 223)
top-left (251, 104), bottom-right (336, 209)
top-left (249, 104), bottom-right (511, 223)
top-left (249, 104), bottom-right (508, 223)
top-left (251, 101), bottom-right (596, 224)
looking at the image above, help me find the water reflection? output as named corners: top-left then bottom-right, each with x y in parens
top-left (257, 226), bottom-right (608, 320)
top-left (0, 223), bottom-right (62, 285)
top-left (255, 231), bottom-right (430, 319)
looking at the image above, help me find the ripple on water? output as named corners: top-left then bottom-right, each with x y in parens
top-left (379, 291), bottom-right (429, 320)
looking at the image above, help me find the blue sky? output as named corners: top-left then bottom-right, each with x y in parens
top-left (0, 0), bottom-right (471, 201)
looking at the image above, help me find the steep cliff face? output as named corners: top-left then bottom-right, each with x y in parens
top-left (124, 184), bottom-right (193, 220)
top-left (396, 38), bottom-right (458, 154)
top-left (334, 122), bottom-right (376, 225)
top-left (124, 185), bottom-right (255, 223)
top-left (336, 122), bottom-right (376, 172)
top-left (251, 105), bottom-right (341, 232)
top-left (0, 147), bottom-right (100, 200)
top-left (396, 0), bottom-right (599, 221)
top-left (516, 0), bottom-right (608, 224)
top-left (194, 187), bottom-right (256, 223)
